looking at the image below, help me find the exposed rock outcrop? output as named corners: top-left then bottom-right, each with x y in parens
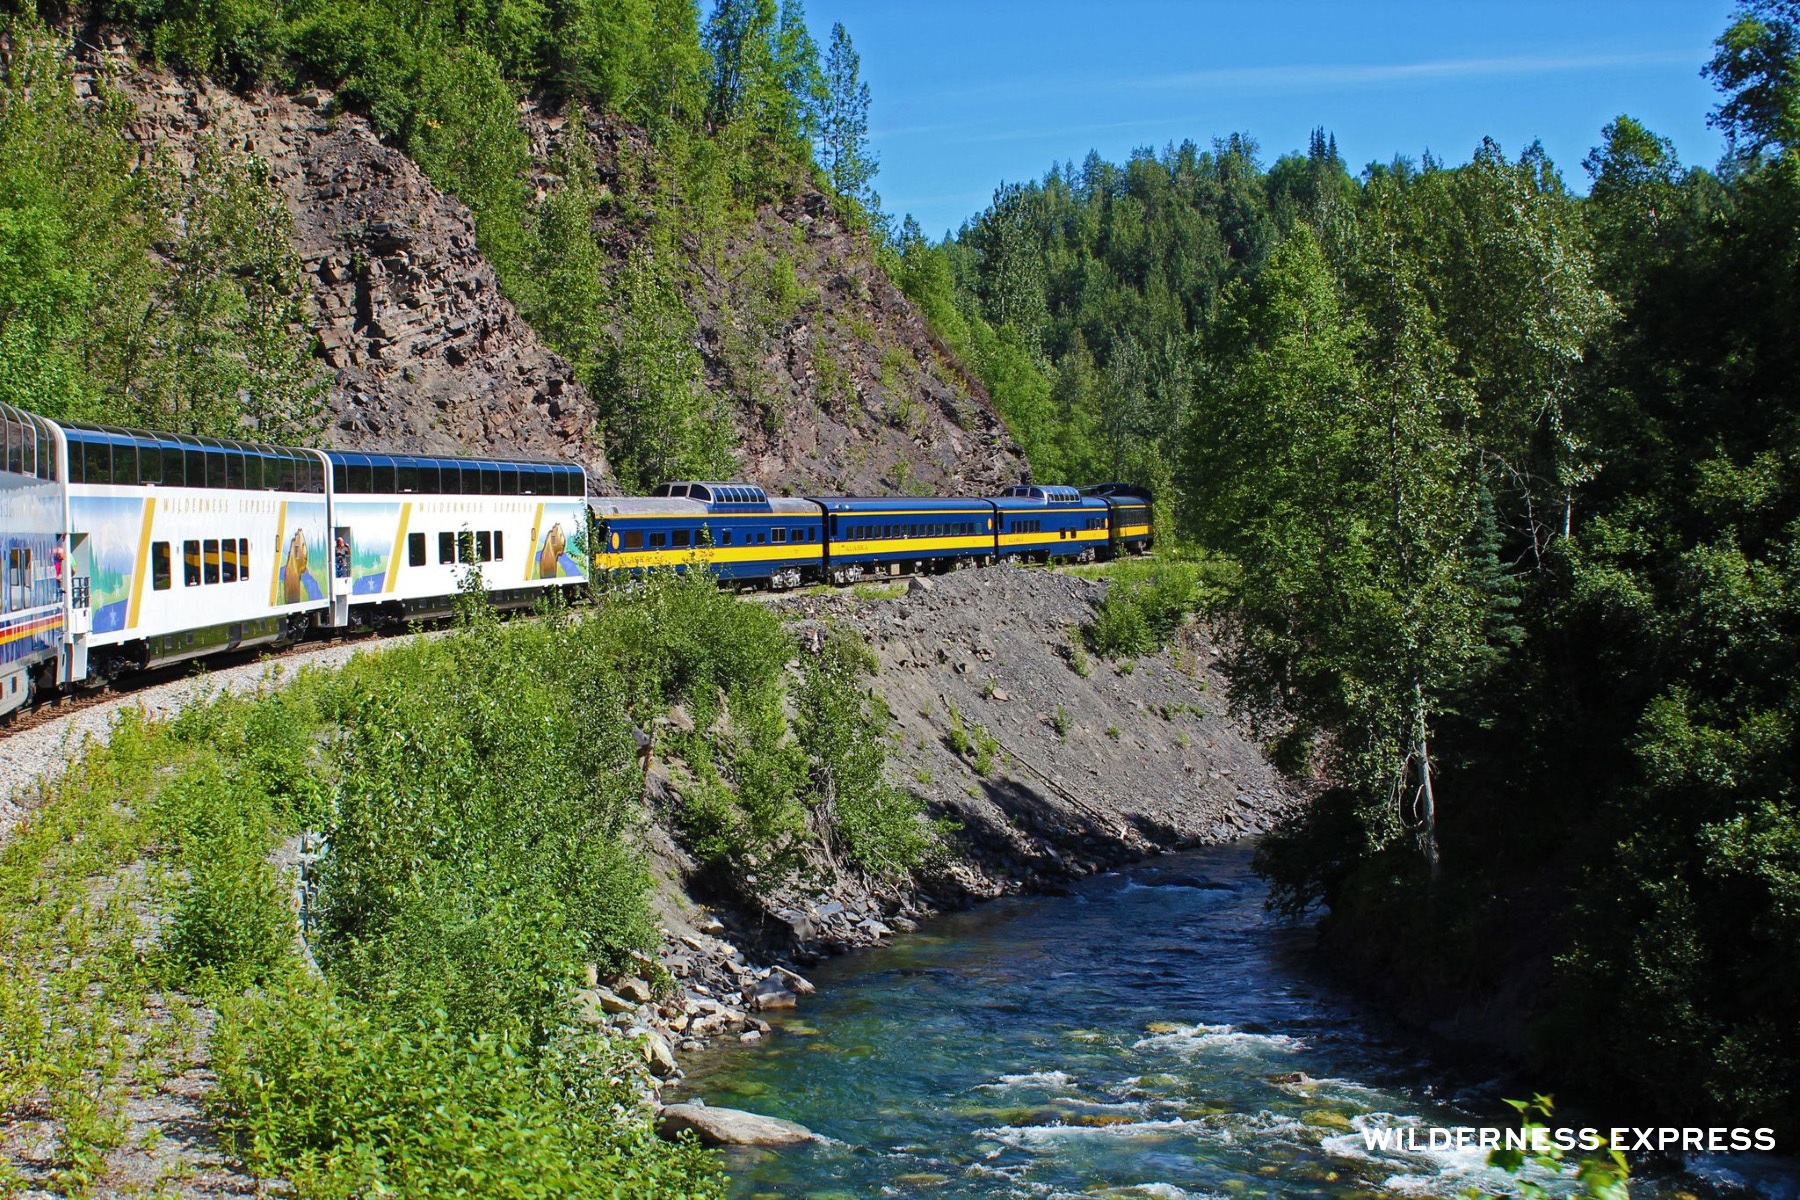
top-left (88, 42), bottom-right (1027, 496)
top-left (99, 53), bottom-right (609, 479)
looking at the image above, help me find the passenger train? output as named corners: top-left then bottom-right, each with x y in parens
top-left (0, 402), bottom-right (1151, 717)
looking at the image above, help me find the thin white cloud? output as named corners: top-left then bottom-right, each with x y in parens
top-left (1135, 50), bottom-right (1695, 92)
top-left (897, 48), bottom-right (1695, 110)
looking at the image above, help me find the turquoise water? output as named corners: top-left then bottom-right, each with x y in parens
top-left (676, 844), bottom-right (1792, 1199)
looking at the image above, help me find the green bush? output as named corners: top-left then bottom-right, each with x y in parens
top-left (797, 628), bottom-right (938, 878)
top-left (1084, 561), bottom-right (1207, 658)
top-left (213, 977), bottom-right (719, 1199)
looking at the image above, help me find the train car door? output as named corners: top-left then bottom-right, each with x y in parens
top-left (331, 525), bottom-right (352, 626)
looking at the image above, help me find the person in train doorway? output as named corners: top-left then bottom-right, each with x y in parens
top-left (51, 534), bottom-right (65, 599)
top-left (334, 535), bottom-right (351, 580)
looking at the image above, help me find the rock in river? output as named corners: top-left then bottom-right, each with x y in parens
top-left (658, 1102), bottom-right (817, 1147)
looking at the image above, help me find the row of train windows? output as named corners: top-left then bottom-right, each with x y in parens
top-left (845, 521), bottom-right (979, 541)
top-left (69, 437), bottom-right (325, 493)
top-left (332, 460), bottom-right (582, 497)
top-left (404, 531), bottom-right (506, 566)
top-left (4, 547), bottom-right (57, 614)
top-left (2, 418), bottom-right (56, 481)
top-left (149, 539), bottom-right (252, 590)
top-left (617, 527), bottom-right (814, 550)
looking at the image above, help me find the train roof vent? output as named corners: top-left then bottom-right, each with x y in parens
top-left (999, 484), bottom-right (1082, 504)
top-left (656, 480), bottom-right (771, 510)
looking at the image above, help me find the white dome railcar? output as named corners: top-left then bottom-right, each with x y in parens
top-left (0, 407), bottom-right (589, 705)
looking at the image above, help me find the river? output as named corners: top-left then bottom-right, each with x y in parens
top-left (675, 843), bottom-right (1797, 1199)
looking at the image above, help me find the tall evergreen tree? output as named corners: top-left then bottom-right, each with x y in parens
top-left (818, 21), bottom-right (877, 208)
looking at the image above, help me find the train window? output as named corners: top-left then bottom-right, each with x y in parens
top-left (226, 451), bottom-right (247, 489)
top-left (273, 453), bottom-right (295, 492)
top-left (331, 462), bottom-right (348, 493)
top-left (493, 531), bottom-right (504, 560)
top-left (516, 465), bottom-right (537, 495)
top-left (203, 539), bottom-right (220, 584)
top-left (457, 531), bottom-right (474, 563)
top-left (372, 460), bottom-right (395, 493)
top-left (649, 531), bottom-right (666, 548)
top-left (792, 529), bottom-right (805, 542)
top-left (475, 531), bottom-right (492, 562)
top-left (719, 530), bottom-right (732, 546)
top-left (135, 444), bottom-right (160, 486)
top-left (622, 530), bottom-right (643, 550)
top-left (107, 440), bottom-right (135, 486)
top-left (37, 429), bottom-right (54, 480)
top-left (418, 463), bottom-right (441, 493)
top-left (439, 532), bottom-right (455, 564)
top-left (434, 463), bottom-right (458, 494)
top-left (202, 450), bottom-right (223, 489)
top-left (222, 539), bottom-right (238, 583)
top-left (78, 438), bottom-right (108, 485)
top-left (183, 540), bottom-right (201, 586)
top-left (151, 542), bottom-right (171, 591)
top-left (500, 465), bottom-right (519, 495)
top-left (481, 466), bottom-right (500, 496)
top-left (349, 462), bottom-right (372, 493)
top-left (672, 529), bottom-right (690, 548)
top-left (406, 533), bottom-right (426, 567)
top-left (4, 422), bottom-right (19, 474)
top-left (756, 531), bottom-right (766, 544)
top-left (240, 538), bottom-right (250, 581)
top-left (770, 529), bottom-right (785, 544)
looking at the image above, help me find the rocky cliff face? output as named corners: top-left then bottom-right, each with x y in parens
top-left (100, 50), bottom-right (608, 478)
top-left (97, 43), bottom-right (1026, 495)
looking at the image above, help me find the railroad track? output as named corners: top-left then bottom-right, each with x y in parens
top-left (0, 630), bottom-right (391, 743)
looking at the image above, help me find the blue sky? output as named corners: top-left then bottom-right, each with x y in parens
top-left (801, 1), bottom-right (1736, 238)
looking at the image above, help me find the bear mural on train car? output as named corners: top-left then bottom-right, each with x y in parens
top-left (532, 521), bottom-right (583, 580)
top-left (281, 529), bottom-right (323, 604)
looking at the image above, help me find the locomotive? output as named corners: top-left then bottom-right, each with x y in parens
top-left (0, 402), bottom-right (1151, 717)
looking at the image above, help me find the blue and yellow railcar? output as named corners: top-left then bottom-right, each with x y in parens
top-left (1080, 482), bottom-right (1153, 556)
top-left (815, 495), bottom-right (995, 584)
top-left (992, 485), bottom-right (1110, 563)
top-left (588, 482), bottom-right (824, 589)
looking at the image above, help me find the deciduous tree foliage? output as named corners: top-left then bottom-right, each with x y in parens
top-left (905, 0), bottom-right (1800, 1137)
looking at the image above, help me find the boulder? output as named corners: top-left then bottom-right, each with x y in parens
top-left (746, 978), bottom-right (798, 1010)
top-left (771, 965), bottom-right (816, 996)
top-left (658, 1102), bottom-right (816, 1147)
top-left (640, 1030), bottom-right (678, 1077)
top-left (617, 977), bottom-right (655, 1004)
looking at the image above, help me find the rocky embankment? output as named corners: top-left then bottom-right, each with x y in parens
top-left (581, 565), bottom-right (1297, 1115)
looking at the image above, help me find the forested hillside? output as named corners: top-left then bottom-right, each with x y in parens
top-left (0, 0), bottom-right (1022, 492)
top-left (899, 0), bottom-right (1800, 1134)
